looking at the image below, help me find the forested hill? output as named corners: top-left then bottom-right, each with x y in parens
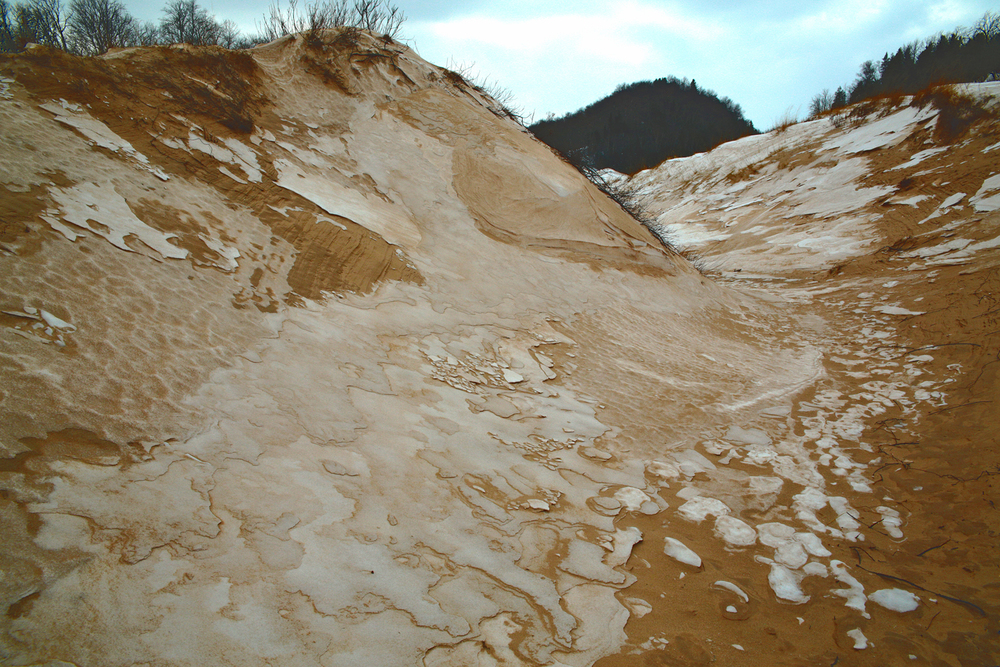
top-left (529, 77), bottom-right (757, 175)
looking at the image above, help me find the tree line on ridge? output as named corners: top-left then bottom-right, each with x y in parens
top-left (0, 0), bottom-right (403, 55)
top-left (810, 11), bottom-right (1000, 117)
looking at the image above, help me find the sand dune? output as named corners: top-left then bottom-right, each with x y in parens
top-left (1, 31), bottom-right (997, 666)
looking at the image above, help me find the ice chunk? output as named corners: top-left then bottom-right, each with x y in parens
top-left (714, 515), bottom-right (756, 547)
top-left (767, 563), bottom-right (808, 603)
top-left (614, 487), bottom-right (651, 512)
top-left (502, 369), bottom-right (524, 383)
top-left (39, 310), bottom-right (75, 331)
top-left (869, 588), bottom-right (919, 612)
top-left (663, 537), bottom-right (702, 568)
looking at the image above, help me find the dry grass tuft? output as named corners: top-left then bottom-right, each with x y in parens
top-left (913, 84), bottom-right (994, 143)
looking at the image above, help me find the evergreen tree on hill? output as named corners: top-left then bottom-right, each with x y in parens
top-left (529, 77), bottom-right (757, 175)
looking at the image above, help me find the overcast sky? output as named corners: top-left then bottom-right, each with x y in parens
top-left (128, 0), bottom-right (997, 130)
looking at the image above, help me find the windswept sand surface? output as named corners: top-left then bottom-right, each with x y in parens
top-left (1, 33), bottom-right (998, 666)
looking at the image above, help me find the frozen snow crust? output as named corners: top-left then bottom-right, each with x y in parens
top-left (2, 36), bottom-right (999, 666)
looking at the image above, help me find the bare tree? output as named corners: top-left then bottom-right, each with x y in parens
top-left (973, 11), bottom-right (999, 38)
top-left (0, 0), bottom-right (71, 51)
top-left (24, 0), bottom-right (71, 49)
top-left (215, 18), bottom-right (241, 48)
top-left (0, 0), bottom-right (17, 51)
top-left (352, 0), bottom-right (402, 37)
top-left (68, 0), bottom-right (137, 54)
top-left (159, 0), bottom-right (221, 45)
top-left (809, 89), bottom-right (833, 118)
top-left (132, 20), bottom-right (159, 45)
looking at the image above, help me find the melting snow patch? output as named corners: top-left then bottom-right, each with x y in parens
top-left (714, 515), bottom-right (757, 547)
top-left (824, 105), bottom-right (934, 154)
top-left (274, 158), bottom-right (420, 248)
top-left (677, 496), bottom-right (730, 522)
top-left (41, 100), bottom-right (168, 180)
top-left (831, 560), bottom-right (869, 617)
top-left (869, 588), bottom-right (919, 612)
top-left (614, 487), bottom-right (651, 512)
top-left (939, 192), bottom-right (966, 209)
top-left (847, 629), bottom-right (869, 650)
top-left (891, 146), bottom-right (947, 170)
top-left (877, 506), bottom-right (904, 539)
top-left (766, 562), bottom-right (809, 603)
top-left (917, 193), bottom-right (966, 224)
top-left (663, 537), bottom-right (702, 568)
top-left (623, 597), bottom-right (652, 619)
top-left (892, 195), bottom-right (927, 207)
top-left (43, 182), bottom-right (188, 260)
top-left (971, 173), bottom-right (1000, 212)
top-left (758, 523), bottom-right (808, 568)
top-left (659, 221), bottom-right (732, 247)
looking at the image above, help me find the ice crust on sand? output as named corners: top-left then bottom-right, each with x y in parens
top-left (43, 182), bottom-right (188, 259)
top-left (3, 33), bottom-right (993, 667)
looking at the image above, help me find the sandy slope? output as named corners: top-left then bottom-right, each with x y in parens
top-left (0, 31), bottom-right (997, 666)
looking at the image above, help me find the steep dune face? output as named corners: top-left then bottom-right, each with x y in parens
top-left (0, 32), bottom-right (997, 667)
top-left (0, 31), bottom-right (759, 666)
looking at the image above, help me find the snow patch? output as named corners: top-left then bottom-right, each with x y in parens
top-left (869, 588), bottom-right (919, 612)
top-left (677, 496), bottom-right (730, 523)
top-left (43, 182), bottom-right (188, 260)
top-left (767, 563), bottom-right (809, 603)
top-left (714, 515), bottom-right (757, 547)
top-left (847, 629), bottom-right (869, 650)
